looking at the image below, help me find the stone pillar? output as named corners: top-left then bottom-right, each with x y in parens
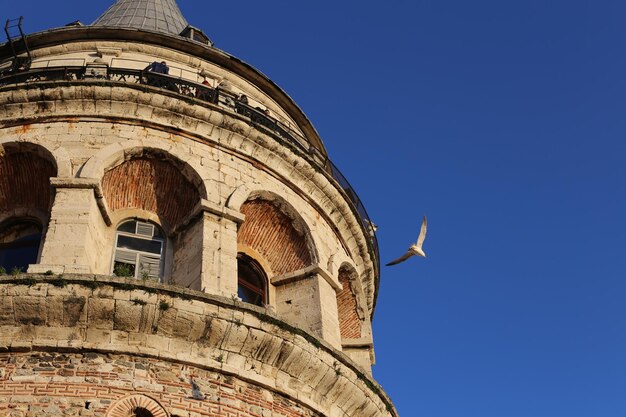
top-left (30, 178), bottom-right (111, 274)
top-left (171, 216), bottom-right (204, 290)
top-left (272, 265), bottom-right (343, 349)
top-left (181, 200), bottom-right (244, 297)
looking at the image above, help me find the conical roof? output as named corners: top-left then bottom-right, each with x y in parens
top-left (93, 0), bottom-right (189, 35)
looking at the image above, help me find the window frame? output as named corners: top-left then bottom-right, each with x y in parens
top-left (111, 219), bottom-right (165, 281)
top-left (237, 253), bottom-right (268, 306)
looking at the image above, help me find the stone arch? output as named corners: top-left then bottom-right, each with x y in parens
top-left (0, 207), bottom-right (49, 230)
top-left (337, 262), bottom-right (367, 340)
top-left (93, 145), bottom-right (205, 233)
top-left (0, 142), bottom-right (57, 215)
top-left (108, 208), bottom-right (164, 231)
top-left (235, 190), bottom-right (318, 277)
top-left (225, 183), bottom-right (251, 212)
top-left (80, 139), bottom-right (207, 200)
top-left (105, 394), bottom-right (168, 417)
top-left (0, 139), bottom-right (70, 177)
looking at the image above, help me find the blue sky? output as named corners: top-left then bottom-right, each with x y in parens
top-left (2, 1), bottom-right (626, 416)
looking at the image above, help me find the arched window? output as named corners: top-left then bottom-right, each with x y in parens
top-left (0, 220), bottom-right (42, 273)
top-left (237, 254), bottom-right (267, 306)
top-left (112, 220), bottom-right (164, 280)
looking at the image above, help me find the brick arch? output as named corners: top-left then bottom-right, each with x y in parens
top-left (102, 154), bottom-right (200, 231)
top-left (337, 265), bottom-right (364, 339)
top-left (0, 144), bottom-right (57, 215)
top-left (105, 395), bottom-right (168, 417)
top-left (80, 140), bottom-right (207, 199)
top-left (238, 195), bottom-right (314, 276)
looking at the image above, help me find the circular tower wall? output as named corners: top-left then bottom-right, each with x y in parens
top-left (0, 2), bottom-right (394, 416)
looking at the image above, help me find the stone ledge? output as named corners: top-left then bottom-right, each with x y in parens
top-left (342, 337), bottom-right (374, 348)
top-left (0, 275), bottom-right (397, 417)
top-left (174, 199), bottom-right (246, 236)
top-left (272, 264), bottom-right (342, 293)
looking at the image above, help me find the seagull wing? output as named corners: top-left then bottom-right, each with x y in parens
top-left (386, 251), bottom-right (414, 266)
top-left (416, 215), bottom-right (427, 249)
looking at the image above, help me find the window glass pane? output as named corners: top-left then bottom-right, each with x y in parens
top-left (237, 254), bottom-right (267, 306)
top-left (0, 222), bottom-right (41, 272)
top-left (0, 222), bottom-right (40, 244)
top-left (238, 261), bottom-right (264, 288)
top-left (238, 285), bottom-right (263, 306)
top-left (117, 235), bottom-right (162, 254)
top-left (117, 220), bottom-right (136, 234)
top-left (152, 227), bottom-right (164, 238)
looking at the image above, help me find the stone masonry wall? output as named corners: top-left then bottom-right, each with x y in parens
top-left (0, 277), bottom-right (397, 417)
top-left (0, 352), bottom-right (319, 417)
top-left (0, 82), bottom-right (377, 366)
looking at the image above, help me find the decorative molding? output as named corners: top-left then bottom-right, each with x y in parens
top-left (341, 337), bottom-right (374, 348)
top-left (50, 177), bottom-right (112, 226)
top-left (272, 264), bottom-right (342, 292)
top-left (105, 394), bottom-right (168, 417)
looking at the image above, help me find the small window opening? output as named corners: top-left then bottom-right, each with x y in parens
top-left (237, 254), bottom-right (268, 306)
top-left (133, 407), bottom-right (154, 417)
top-left (113, 220), bottom-right (164, 280)
top-left (0, 220), bottom-right (42, 272)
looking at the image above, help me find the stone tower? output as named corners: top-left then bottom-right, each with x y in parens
top-left (0, 1), bottom-right (396, 416)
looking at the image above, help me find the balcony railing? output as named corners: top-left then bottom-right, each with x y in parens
top-left (0, 65), bottom-right (380, 276)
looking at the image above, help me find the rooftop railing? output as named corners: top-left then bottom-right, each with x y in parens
top-left (0, 65), bottom-right (380, 276)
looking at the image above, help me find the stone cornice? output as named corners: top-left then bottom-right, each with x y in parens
top-left (272, 264), bottom-right (342, 293)
top-left (50, 176), bottom-right (112, 226)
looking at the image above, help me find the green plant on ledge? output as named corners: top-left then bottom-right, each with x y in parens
top-left (10, 267), bottom-right (22, 276)
top-left (50, 275), bottom-right (68, 288)
top-left (0, 266), bottom-right (6, 275)
top-left (113, 263), bottom-right (134, 278)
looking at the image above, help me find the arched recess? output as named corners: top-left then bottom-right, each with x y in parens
top-left (0, 142), bottom-right (57, 215)
top-left (105, 394), bottom-right (168, 417)
top-left (0, 138), bottom-right (70, 177)
top-left (80, 140), bottom-right (207, 201)
top-left (95, 145), bottom-right (206, 287)
top-left (101, 152), bottom-right (201, 232)
top-left (336, 264), bottom-right (365, 340)
top-left (237, 191), bottom-right (317, 277)
top-left (0, 142), bottom-right (58, 270)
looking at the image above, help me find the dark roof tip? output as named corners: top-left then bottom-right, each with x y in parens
top-left (92, 0), bottom-right (189, 36)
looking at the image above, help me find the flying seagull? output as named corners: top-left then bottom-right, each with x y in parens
top-left (386, 216), bottom-right (427, 266)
